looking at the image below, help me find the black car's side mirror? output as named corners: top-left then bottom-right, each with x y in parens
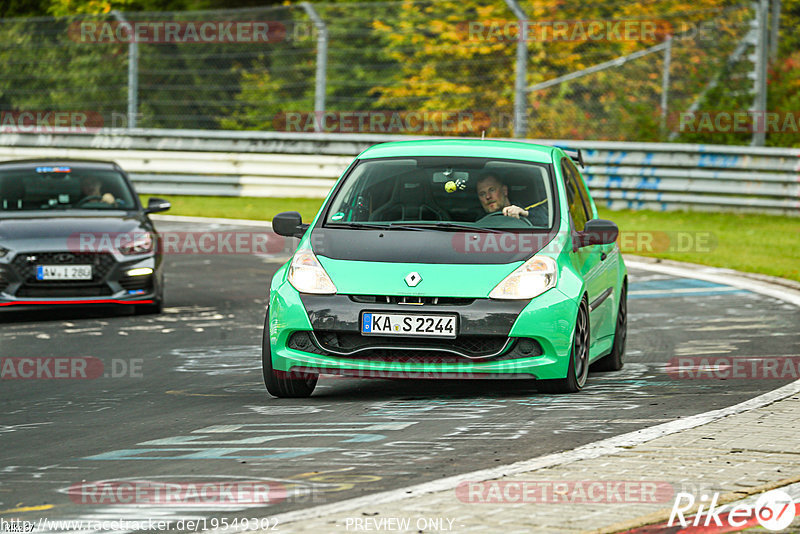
top-left (144, 197), bottom-right (171, 214)
top-left (578, 219), bottom-right (619, 248)
top-left (273, 211), bottom-right (309, 238)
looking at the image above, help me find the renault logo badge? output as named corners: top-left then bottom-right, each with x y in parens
top-left (404, 272), bottom-right (421, 287)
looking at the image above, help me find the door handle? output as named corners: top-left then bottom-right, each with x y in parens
top-left (600, 252), bottom-right (608, 261)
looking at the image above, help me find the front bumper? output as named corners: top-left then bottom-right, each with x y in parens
top-left (268, 282), bottom-right (577, 380)
top-left (0, 252), bottom-right (162, 309)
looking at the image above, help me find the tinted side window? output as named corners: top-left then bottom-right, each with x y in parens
top-left (562, 159), bottom-right (588, 232)
top-left (565, 159), bottom-right (593, 218)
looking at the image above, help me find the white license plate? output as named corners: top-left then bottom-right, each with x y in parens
top-left (361, 312), bottom-right (457, 338)
top-left (36, 265), bottom-right (93, 280)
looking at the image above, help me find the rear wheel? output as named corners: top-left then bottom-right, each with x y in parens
top-left (538, 298), bottom-right (590, 394)
top-left (261, 310), bottom-right (317, 398)
top-left (592, 281), bottom-right (627, 372)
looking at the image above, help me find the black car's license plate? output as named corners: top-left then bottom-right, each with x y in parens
top-left (361, 312), bottom-right (457, 338)
top-left (36, 265), bottom-right (92, 280)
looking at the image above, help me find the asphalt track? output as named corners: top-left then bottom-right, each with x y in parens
top-left (1, 220), bottom-right (798, 532)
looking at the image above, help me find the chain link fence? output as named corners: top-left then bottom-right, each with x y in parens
top-left (0, 0), bottom-right (766, 143)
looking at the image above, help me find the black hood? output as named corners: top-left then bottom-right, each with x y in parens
top-left (310, 227), bottom-right (558, 264)
top-left (0, 213), bottom-right (151, 254)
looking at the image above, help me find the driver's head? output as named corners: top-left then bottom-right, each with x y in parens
top-left (476, 174), bottom-right (510, 214)
top-left (81, 176), bottom-right (102, 197)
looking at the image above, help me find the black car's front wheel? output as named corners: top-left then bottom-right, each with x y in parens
top-left (538, 297), bottom-right (590, 394)
top-left (261, 310), bottom-right (317, 398)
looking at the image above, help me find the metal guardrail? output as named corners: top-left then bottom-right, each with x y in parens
top-left (0, 129), bottom-right (798, 213)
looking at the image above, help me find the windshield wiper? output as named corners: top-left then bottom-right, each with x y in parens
top-left (327, 222), bottom-right (391, 229)
top-left (389, 222), bottom-right (503, 233)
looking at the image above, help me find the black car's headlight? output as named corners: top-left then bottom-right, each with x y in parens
top-left (118, 233), bottom-right (154, 255)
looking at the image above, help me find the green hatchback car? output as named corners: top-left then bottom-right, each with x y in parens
top-left (265, 139), bottom-right (627, 397)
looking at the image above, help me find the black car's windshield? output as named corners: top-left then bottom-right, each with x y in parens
top-left (0, 166), bottom-right (136, 211)
top-left (324, 157), bottom-right (554, 230)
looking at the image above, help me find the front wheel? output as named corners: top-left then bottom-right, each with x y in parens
top-left (261, 310), bottom-right (317, 398)
top-left (538, 298), bottom-right (590, 394)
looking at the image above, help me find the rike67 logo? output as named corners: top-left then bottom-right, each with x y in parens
top-left (668, 490), bottom-right (797, 531)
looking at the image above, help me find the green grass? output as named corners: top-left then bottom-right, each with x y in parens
top-left (597, 208), bottom-right (800, 282)
top-left (143, 195), bottom-right (325, 223)
top-left (144, 195), bottom-right (800, 282)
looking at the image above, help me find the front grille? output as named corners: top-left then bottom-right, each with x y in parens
top-left (16, 284), bottom-right (113, 297)
top-left (119, 274), bottom-right (153, 291)
top-left (288, 331), bottom-right (542, 361)
top-left (0, 267), bottom-right (8, 293)
top-left (11, 252), bottom-right (116, 284)
top-left (349, 295), bottom-right (475, 306)
top-left (318, 330), bottom-right (506, 357)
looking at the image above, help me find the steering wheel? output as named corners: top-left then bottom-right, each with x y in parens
top-left (76, 195), bottom-right (103, 207)
top-left (482, 211), bottom-right (534, 227)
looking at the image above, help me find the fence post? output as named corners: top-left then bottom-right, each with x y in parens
top-left (660, 35), bottom-right (672, 136)
top-left (751, 0), bottom-right (768, 146)
top-left (301, 2), bottom-right (328, 133)
top-left (111, 10), bottom-right (138, 129)
top-left (769, 0), bottom-right (780, 62)
top-left (504, 0), bottom-right (528, 138)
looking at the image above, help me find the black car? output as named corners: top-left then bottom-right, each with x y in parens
top-left (0, 159), bottom-right (170, 313)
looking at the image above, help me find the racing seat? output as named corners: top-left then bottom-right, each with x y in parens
top-left (509, 177), bottom-right (549, 227)
top-left (0, 179), bottom-right (26, 210)
top-left (370, 177), bottom-right (449, 222)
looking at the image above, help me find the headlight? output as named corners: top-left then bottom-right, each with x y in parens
top-left (288, 249), bottom-right (337, 294)
top-left (489, 255), bottom-right (557, 300)
top-left (0, 246), bottom-right (8, 258)
top-left (118, 233), bottom-right (153, 255)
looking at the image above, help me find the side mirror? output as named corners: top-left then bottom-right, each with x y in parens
top-left (145, 197), bottom-right (171, 214)
top-left (273, 211), bottom-right (309, 238)
top-left (578, 219), bottom-right (618, 248)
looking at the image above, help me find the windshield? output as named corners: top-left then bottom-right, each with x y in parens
top-left (324, 157), bottom-right (554, 231)
top-left (0, 166), bottom-right (136, 211)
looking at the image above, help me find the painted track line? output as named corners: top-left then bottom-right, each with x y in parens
top-left (624, 259), bottom-right (800, 307)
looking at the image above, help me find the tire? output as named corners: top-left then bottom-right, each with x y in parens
top-left (592, 281), bottom-right (627, 372)
top-left (261, 310), bottom-right (317, 398)
top-left (538, 298), bottom-right (590, 394)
